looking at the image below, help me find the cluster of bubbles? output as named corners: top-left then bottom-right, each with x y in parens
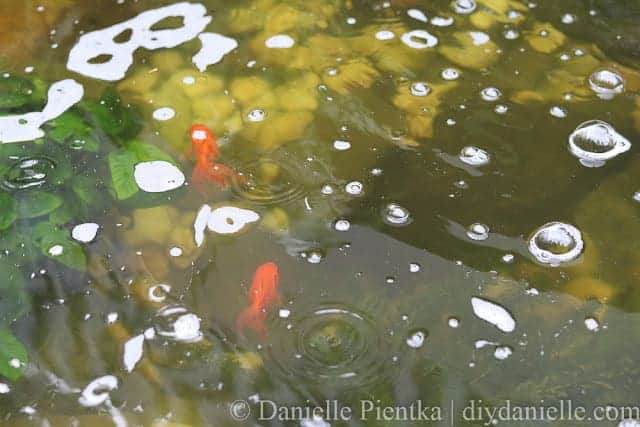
top-left (568, 120), bottom-right (631, 167)
top-left (527, 222), bottom-right (584, 266)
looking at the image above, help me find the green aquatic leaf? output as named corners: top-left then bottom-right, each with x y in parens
top-left (0, 329), bottom-right (27, 381)
top-left (15, 191), bottom-right (63, 219)
top-left (46, 110), bottom-right (100, 152)
top-left (0, 76), bottom-right (41, 111)
top-left (33, 224), bottom-right (87, 271)
top-left (85, 87), bottom-right (142, 142)
top-left (0, 192), bottom-right (16, 230)
top-left (0, 261), bottom-right (29, 324)
top-left (128, 140), bottom-right (176, 164)
top-left (108, 150), bottom-right (138, 200)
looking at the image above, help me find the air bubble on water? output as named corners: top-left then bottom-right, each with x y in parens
top-left (48, 245), bottom-right (64, 256)
top-left (148, 284), bottom-right (170, 303)
top-left (247, 109), bottom-right (266, 122)
top-left (466, 223), bottom-right (489, 241)
top-left (375, 30), bottom-right (395, 41)
top-left (307, 251), bottom-right (324, 264)
top-left (494, 104), bottom-right (508, 114)
top-left (568, 120), bottom-right (631, 167)
top-left (345, 181), bottom-right (363, 196)
top-left (154, 305), bottom-right (202, 343)
top-left (442, 68), bottom-right (460, 80)
top-left (383, 203), bottom-right (412, 226)
top-left (480, 87), bottom-right (502, 101)
top-left (401, 30), bottom-right (439, 49)
top-left (169, 246), bottom-right (183, 257)
top-left (334, 219), bottom-right (351, 232)
top-left (410, 82), bottom-right (431, 97)
top-left (431, 16), bottom-right (455, 26)
top-left (0, 383), bottom-right (10, 394)
top-left (406, 329), bottom-right (428, 349)
top-left (448, 317), bottom-right (460, 328)
top-left (447, 118), bottom-right (456, 126)
top-left (573, 48), bottom-right (585, 56)
top-left (333, 140), bottom-right (351, 150)
top-left (409, 262), bottom-right (421, 273)
top-left (183, 76), bottom-right (195, 84)
top-left (452, 0), bottom-right (476, 14)
top-left (321, 184), bottom-right (334, 195)
top-left (265, 34), bottom-right (295, 48)
top-left (528, 222), bottom-right (584, 266)
top-left (408, 9), bottom-right (428, 23)
top-left (549, 106), bottom-right (567, 118)
top-left (504, 29), bottom-right (519, 40)
top-left (588, 69), bottom-right (624, 99)
top-left (633, 191), bottom-right (640, 202)
top-left (347, 17), bottom-right (357, 24)
top-left (561, 13), bottom-right (576, 24)
top-left (459, 146), bottom-right (490, 166)
top-left (72, 223), bottom-right (100, 243)
top-left (469, 31), bottom-right (490, 45)
top-left (152, 107), bottom-right (175, 121)
top-left (279, 309), bottom-right (291, 319)
top-left (385, 276), bottom-right (396, 284)
top-left (370, 168), bottom-right (383, 176)
top-left (494, 345), bottom-right (513, 360)
top-left (471, 297), bottom-right (516, 333)
top-left (78, 376), bottom-right (118, 407)
top-left (584, 317), bottom-right (599, 331)
top-left (501, 253), bottom-right (515, 263)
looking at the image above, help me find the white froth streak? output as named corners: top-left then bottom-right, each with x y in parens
top-left (192, 32), bottom-right (238, 72)
top-left (67, 2), bottom-right (211, 81)
top-left (0, 79), bottom-right (84, 144)
top-left (471, 297), bottom-right (516, 333)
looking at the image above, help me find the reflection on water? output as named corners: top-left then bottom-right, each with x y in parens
top-left (0, 0), bottom-right (640, 426)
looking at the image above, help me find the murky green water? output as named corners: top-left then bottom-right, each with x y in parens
top-left (1, 0), bottom-right (640, 426)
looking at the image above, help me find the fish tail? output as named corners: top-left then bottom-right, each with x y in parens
top-left (236, 306), bottom-right (266, 339)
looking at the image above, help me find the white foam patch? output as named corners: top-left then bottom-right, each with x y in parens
top-left (78, 376), bottom-right (118, 407)
top-left (67, 2), bottom-right (212, 81)
top-left (192, 32), bottom-right (238, 72)
top-left (265, 34), bottom-right (295, 48)
top-left (407, 9), bottom-right (428, 22)
top-left (133, 161), bottom-right (185, 193)
top-left (123, 334), bottom-right (145, 373)
top-left (194, 204), bottom-right (211, 247)
top-left (72, 223), bottom-right (100, 243)
top-left (0, 79), bottom-right (84, 144)
top-left (471, 297), bottom-right (515, 333)
top-left (207, 206), bottom-right (260, 234)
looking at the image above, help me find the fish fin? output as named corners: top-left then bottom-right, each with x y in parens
top-left (236, 307), bottom-right (267, 339)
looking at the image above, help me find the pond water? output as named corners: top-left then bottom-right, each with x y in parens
top-left (1, 0), bottom-right (640, 426)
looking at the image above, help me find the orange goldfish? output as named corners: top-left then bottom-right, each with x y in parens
top-left (236, 262), bottom-right (282, 339)
top-left (190, 124), bottom-right (242, 193)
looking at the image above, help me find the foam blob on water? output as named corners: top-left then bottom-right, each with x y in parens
top-left (152, 107), bottom-right (175, 121)
top-left (207, 206), bottom-right (260, 234)
top-left (134, 161), bottom-right (185, 193)
top-left (48, 245), bottom-right (64, 256)
top-left (528, 222), bottom-right (584, 266)
top-left (123, 334), bottom-right (145, 373)
top-left (442, 68), bottom-right (460, 80)
top-left (193, 204), bottom-right (211, 247)
top-left (67, 2), bottom-right (211, 81)
top-left (459, 146), bottom-right (490, 166)
top-left (0, 79), bottom-right (84, 144)
top-left (568, 120), bottom-right (631, 167)
top-left (401, 30), bottom-right (438, 49)
top-left (265, 34), bottom-right (295, 48)
top-left (431, 16), bottom-right (455, 26)
top-left (466, 223), bottom-right (489, 241)
top-left (192, 32), bottom-right (238, 72)
top-left (469, 31), bottom-right (490, 45)
top-left (333, 140), bottom-right (351, 150)
top-left (588, 68), bottom-right (624, 100)
top-left (471, 297), bottom-right (516, 333)
top-left (494, 345), bottom-right (513, 360)
top-left (382, 203), bottom-right (412, 226)
top-left (345, 181), bottom-right (363, 196)
top-left (550, 105), bottom-right (567, 118)
top-left (584, 317), bottom-right (600, 331)
top-left (79, 376), bottom-right (118, 407)
top-left (72, 223), bottom-right (100, 243)
top-left (334, 219), bottom-right (351, 231)
top-left (375, 30), bottom-right (395, 41)
top-left (407, 9), bottom-right (428, 22)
